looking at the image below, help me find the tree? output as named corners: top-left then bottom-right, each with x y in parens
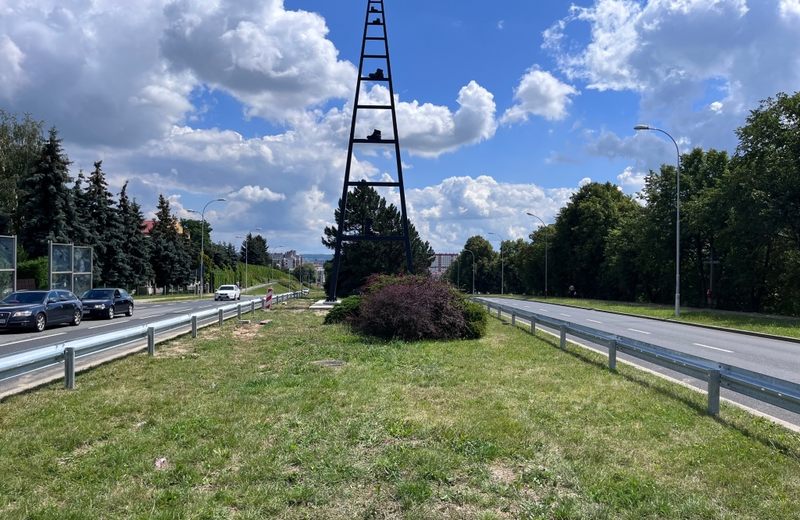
top-left (550, 182), bottom-right (640, 298)
top-left (118, 182), bottom-right (153, 289)
top-left (0, 110), bottom-right (45, 235)
top-left (445, 236), bottom-right (498, 294)
top-left (239, 234), bottom-right (269, 267)
top-left (293, 262), bottom-right (318, 285)
top-left (321, 182), bottom-right (435, 297)
top-left (18, 127), bottom-right (76, 258)
top-left (84, 161), bottom-right (126, 286)
top-left (149, 194), bottom-right (192, 289)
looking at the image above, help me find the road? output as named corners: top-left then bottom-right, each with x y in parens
top-left (0, 296), bottom-right (264, 358)
top-left (483, 297), bottom-right (800, 429)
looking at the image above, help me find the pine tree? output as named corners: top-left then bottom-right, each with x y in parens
top-left (118, 182), bottom-right (153, 289)
top-left (322, 182), bottom-right (435, 297)
top-left (18, 127), bottom-right (76, 257)
top-left (149, 194), bottom-right (192, 289)
top-left (240, 234), bottom-right (270, 267)
top-left (83, 161), bottom-right (127, 286)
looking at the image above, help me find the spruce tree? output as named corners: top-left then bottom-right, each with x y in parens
top-left (322, 182), bottom-right (435, 297)
top-left (85, 161), bottom-right (126, 286)
top-left (118, 182), bottom-right (153, 289)
top-left (149, 194), bottom-right (192, 289)
top-left (18, 127), bottom-right (76, 257)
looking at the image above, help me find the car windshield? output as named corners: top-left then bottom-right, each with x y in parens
top-left (82, 289), bottom-right (114, 299)
top-left (218, 286), bottom-right (236, 291)
top-left (2, 292), bottom-right (47, 304)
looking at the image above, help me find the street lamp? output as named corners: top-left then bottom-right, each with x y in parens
top-left (526, 213), bottom-right (548, 299)
top-left (634, 124), bottom-right (681, 317)
top-left (488, 232), bottom-right (504, 295)
top-left (463, 248), bottom-right (475, 295)
top-left (188, 198), bottom-right (226, 298)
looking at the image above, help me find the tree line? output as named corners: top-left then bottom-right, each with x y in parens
top-left (445, 92), bottom-right (800, 315)
top-left (0, 110), bottom-right (268, 292)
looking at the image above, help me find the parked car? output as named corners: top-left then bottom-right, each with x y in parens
top-left (0, 290), bottom-right (83, 332)
top-left (214, 284), bottom-right (241, 301)
top-left (81, 288), bottom-right (134, 319)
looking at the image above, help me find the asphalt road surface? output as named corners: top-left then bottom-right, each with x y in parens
top-left (0, 296), bottom-right (264, 358)
top-left (482, 297), bottom-right (800, 430)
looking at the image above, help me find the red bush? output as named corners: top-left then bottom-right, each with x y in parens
top-left (355, 275), bottom-right (473, 341)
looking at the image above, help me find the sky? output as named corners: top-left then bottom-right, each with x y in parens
top-left (1, 0), bottom-right (799, 254)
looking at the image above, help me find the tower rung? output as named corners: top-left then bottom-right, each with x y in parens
top-left (356, 104), bottom-right (392, 109)
top-left (347, 181), bottom-right (400, 187)
top-left (363, 54), bottom-right (387, 58)
top-left (365, 37), bottom-right (385, 40)
top-left (341, 236), bottom-right (407, 242)
top-left (352, 139), bottom-right (396, 144)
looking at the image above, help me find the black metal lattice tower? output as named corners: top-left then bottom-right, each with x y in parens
top-left (326, 0), bottom-right (414, 301)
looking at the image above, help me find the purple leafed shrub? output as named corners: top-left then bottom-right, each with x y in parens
top-left (353, 274), bottom-right (485, 341)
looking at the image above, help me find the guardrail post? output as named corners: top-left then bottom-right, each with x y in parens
top-left (64, 347), bottom-right (75, 389)
top-left (560, 325), bottom-right (566, 350)
top-left (608, 340), bottom-right (617, 371)
top-left (191, 316), bottom-right (198, 338)
top-left (707, 369), bottom-right (721, 415)
top-left (218, 308), bottom-right (224, 327)
top-left (530, 316), bottom-right (536, 335)
top-left (498, 307), bottom-right (502, 320)
top-left (511, 311), bottom-right (516, 326)
top-left (237, 304), bottom-right (242, 320)
top-left (147, 327), bottom-right (155, 355)
top-left (251, 301), bottom-right (255, 316)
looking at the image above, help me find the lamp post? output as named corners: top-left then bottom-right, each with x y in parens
top-left (526, 213), bottom-right (548, 299)
top-left (189, 198), bottom-right (225, 298)
top-left (463, 248), bottom-right (475, 294)
top-left (488, 232), bottom-right (504, 295)
top-left (634, 124), bottom-right (681, 317)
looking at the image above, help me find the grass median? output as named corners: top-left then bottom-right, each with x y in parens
top-left (1, 300), bottom-right (799, 519)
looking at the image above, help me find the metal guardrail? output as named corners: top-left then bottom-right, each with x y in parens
top-left (0, 290), bottom-right (309, 390)
top-left (475, 297), bottom-right (800, 417)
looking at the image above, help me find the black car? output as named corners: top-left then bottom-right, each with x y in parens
top-left (81, 288), bottom-right (134, 319)
top-left (0, 290), bottom-right (83, 332)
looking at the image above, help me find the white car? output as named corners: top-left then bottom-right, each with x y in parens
top-left (214, 284), bottom-right (241, 301)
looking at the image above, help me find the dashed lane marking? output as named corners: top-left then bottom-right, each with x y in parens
top-left (627, 328), bottom-right (651, 335)
top-left (693, 342), bottom-right (733, 353)
top-left (587, 319), bottom-right (603, 324)
top-left (89, 322), bottom-right (118, 329)
top-left (0, 332), bottom-right (66, 346)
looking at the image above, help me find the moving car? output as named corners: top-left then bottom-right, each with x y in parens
top-left (0, 290), bottom-right (83, 332)
top-left (81, 288), bottom-right (134, 319)
top-left (214, 284), bottom-right (241, 301)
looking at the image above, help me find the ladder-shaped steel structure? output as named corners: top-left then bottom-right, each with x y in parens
top-left (326, 0), bottom-right (414, 301)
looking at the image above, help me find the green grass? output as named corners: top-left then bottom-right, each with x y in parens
top-left (2, 301), bottom-right (799, 518)
top-left (493, 294), bottom-right (800, 340)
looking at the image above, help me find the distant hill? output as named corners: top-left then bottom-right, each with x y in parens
top-left (302, 253), bottom-right (333, 264)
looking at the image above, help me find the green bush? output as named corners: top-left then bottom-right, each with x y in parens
top-left (323, 295), bottom-right (363, 325)
top-left (461, 299), bottom-right (488, 339)
top-left (18, 257), bottom-right (48, 289)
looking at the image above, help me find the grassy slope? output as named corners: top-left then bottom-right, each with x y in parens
top-left (1, 301), bottom-right (799, 519)
top-left (494, 295), bottom-right (800, 340)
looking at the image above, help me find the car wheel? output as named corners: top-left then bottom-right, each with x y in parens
top-left (107, 306), bottom-right (115, 320)
top-left (126, 303), bottom-right (133, 317)
top-left (71, 309), bottom-right (82, 326)
top-left (34, 313), bottom-right (46, 332)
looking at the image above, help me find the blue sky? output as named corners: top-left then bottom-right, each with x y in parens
top-left (2, 0), bottom-right (799, 253)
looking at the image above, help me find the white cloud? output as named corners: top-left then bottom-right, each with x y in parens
top-left (0, 35), bottom-right (27, 98)
top-left (229, 185), bottom-right (286, 202)
top-left (780, 0), bottom-right (800, 18)
top-left (501, 66), bottom-right (579, 123)
top-left (617, 166), bottom-right (647, 191)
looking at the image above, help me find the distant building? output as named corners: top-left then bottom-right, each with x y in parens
top-left (315, 264), bottom-right (326, 285)
top-left (429, 253), bottom-right (458, 278)
top-left (271, 250), bottom-right (303, 271)
top-left (141, 218), bottom-right (186, 236)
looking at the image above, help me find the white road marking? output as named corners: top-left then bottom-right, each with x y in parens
top-left (89, 322), bottom-right (118, 329)
top-left (587, 319), bottom-right (603, 324)
top-left (0, 332), bottom-right (66, 346)
top-left (560, 313), bottom-right (571, 317)
top-left (539, 309), bottom-right (549, 312)
top-left (693, 342), bottom-right (733, 353)
top-left (627, 328), bottom-right (651, 335)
